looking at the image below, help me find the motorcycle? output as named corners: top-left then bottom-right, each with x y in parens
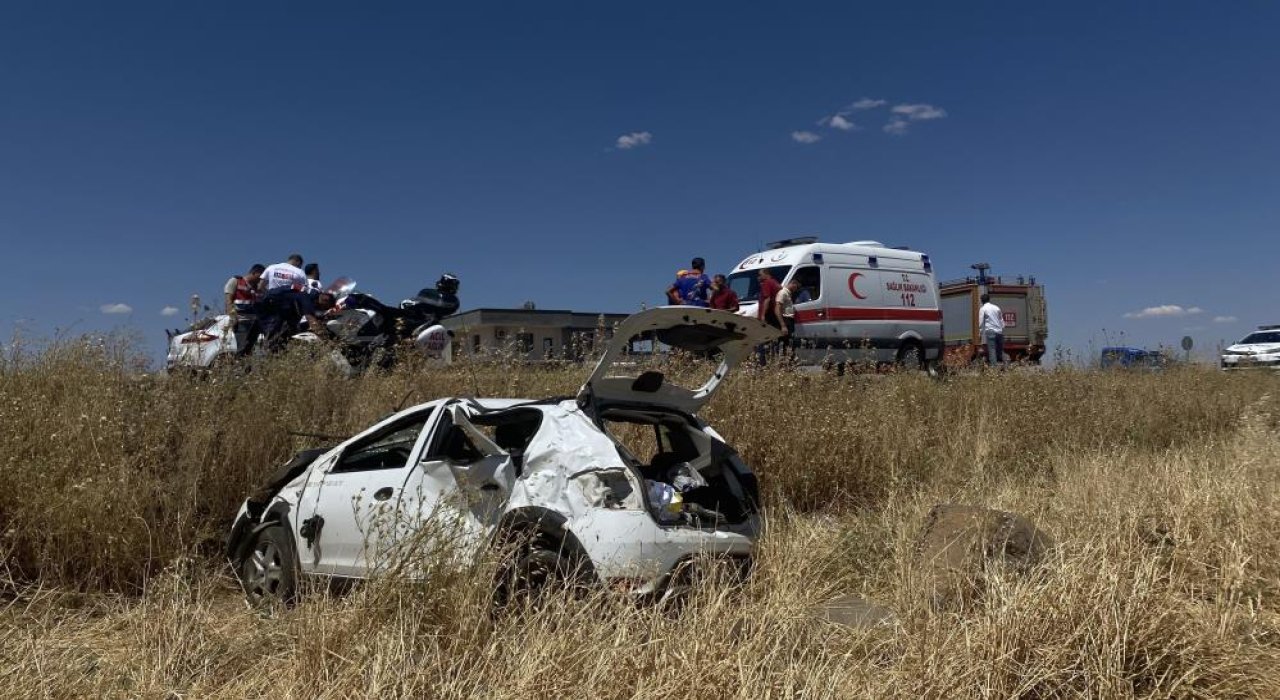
top-left (293, 277), bottom-right (459, 374)
top-left (165, 276), bottom-right (459, 374)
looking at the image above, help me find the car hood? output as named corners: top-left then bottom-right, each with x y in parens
top-left (578, 307), bottom-right (780, 414)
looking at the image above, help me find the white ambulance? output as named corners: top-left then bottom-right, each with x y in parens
top-left (726, 237), bottom-right (943, 368)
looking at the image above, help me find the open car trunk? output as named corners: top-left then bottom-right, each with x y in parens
top-left (579, 307), bottom-right (779, 415)
top-left (598, 406), bottom-right (760, 530)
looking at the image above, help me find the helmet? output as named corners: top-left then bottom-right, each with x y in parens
top-left (436, 273), bottom-right (460, 295)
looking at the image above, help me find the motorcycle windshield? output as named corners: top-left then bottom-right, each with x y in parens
top-left (326, 277), bottom-right (357, 297)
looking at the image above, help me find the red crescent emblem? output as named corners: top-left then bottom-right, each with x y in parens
top-left (848, 272), bottom-right (867, 300)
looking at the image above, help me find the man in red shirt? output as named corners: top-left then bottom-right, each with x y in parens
top-left (709, 274), bottom-right (739, 312)
top-left (756, 269), bottom-right (782, 329)
top-left (754, 268), bottom-right (782, 365)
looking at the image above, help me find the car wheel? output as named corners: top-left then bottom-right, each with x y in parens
top-left (239, 524), bottom-right (298, 607)
top-left (494, 531), bottom-right (590, 608)
top-left (895, 341), bottom-right (924, 371)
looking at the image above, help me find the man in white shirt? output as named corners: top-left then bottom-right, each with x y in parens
top-left (978, 293), bottom-right (1005, 367)
top-left (261, 254), bottom-right (307, 292)
top-left (775, 278), bottom-right (800, 357)
top-left (304, 263), bottom-right (323, 293)
top-left (259, 254), bottom-right (327, 349)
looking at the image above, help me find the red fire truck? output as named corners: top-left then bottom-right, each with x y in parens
top-left (939, 263), bottom-right (1048, 365)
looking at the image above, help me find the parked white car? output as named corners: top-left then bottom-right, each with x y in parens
top-left (1220, 326), bottom-right (1280, 370)
top-left (227, 307), bottom-right (780, 605)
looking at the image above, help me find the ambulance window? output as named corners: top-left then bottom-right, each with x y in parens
top-left (792, 266), bottom-right (821, 303)
top-left (726, 265), bottom-right (791, 302)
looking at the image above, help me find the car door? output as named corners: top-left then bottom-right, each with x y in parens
top-left (304, 405), bottom-right (442, 577)
top-left (401, 403), bottom-right (518, 549)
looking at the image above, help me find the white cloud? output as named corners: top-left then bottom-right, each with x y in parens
top-left (883, 119), bottom-right (910, 136)
top-left (851, 97), bottom-right (887, 110)
top-left (614, 131), bottom-right (653, 150)
top-left (160, 306), bottom-right (180, 317)
top-left (826, 114), bottom-right (857, 131)
top-left (790, 130), bottom-right (822, 144)
top-left (892, 103), bottom-right (947, 121)
top-left (1213, 315), bottom-right (1238, 324)
top-left (100, 303), bottom-right (133, 315)
top-left (1123, 305), bottom-right (1204, 319)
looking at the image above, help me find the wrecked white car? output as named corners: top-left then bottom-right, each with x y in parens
top-left (227, 307), bottom-right (780, 605)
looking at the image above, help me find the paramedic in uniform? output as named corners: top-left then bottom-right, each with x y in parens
top-left (224, 263), bottom-right (265, 356)
top-left (978, 293), bottom-right (1005, 367)
top-left (261, 254), bottom-right (307, 293)
top-left (259, 254), bottom-right (326, 349)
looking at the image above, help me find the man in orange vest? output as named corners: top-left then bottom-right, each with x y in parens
top-left (224, 263), bottom-right (265, 356)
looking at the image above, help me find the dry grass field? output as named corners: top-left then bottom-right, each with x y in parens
top-left (2, 338), bottom-right (1278, 697)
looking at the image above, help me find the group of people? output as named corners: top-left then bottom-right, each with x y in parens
top-left (223, 254), bottom-right (335, 355)
top-left (665, 257), bottom-right (743, 312)
top-left (664, 257), bottom-right (804, 360)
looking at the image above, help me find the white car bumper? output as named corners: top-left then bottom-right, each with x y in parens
top-left (568, 510), bottom-right (760, 595)
top-left (1221, 354), bottom-right (1280, 370)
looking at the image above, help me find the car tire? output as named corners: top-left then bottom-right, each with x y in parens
top-left (239, 523), bottom-right (299, 607)
top-left (494, 530), bottom-right (590, 608)
top-left (895, 341), bottom-right (925, 371)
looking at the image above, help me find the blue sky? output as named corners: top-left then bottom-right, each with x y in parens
top-left (2, 2), bottom-right (1277, 361)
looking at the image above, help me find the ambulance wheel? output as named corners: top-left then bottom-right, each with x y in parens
top-left (895, 341), bottom-right (925, 371)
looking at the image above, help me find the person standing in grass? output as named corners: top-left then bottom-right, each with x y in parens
top-left (225, 263), bottom-right (265, 356)
top-left (979, 293), bottom-right (1005, 367)
top-left (709, 274), bottom-right (739, 312)
top-left (667, 257), bottom-right (712, 307)
top-left (261, 254), bottom-right (307, 293)
top-left (775, 278), bottom-right (800, 356)
top-left (755, 268), bottom-right (782, 364)
top-left (259, 254), bottom-right (326, 349)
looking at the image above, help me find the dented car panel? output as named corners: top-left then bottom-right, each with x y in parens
top-left (228, 308), bottom-right (775, 602)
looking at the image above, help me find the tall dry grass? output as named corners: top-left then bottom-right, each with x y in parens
top-left (2, 338), bottom-right (1279, 696)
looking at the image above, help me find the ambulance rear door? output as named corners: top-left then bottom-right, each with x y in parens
top-left (879, 256), bottom-right (942, 354)
top-left (822, 255), bottom-right (883, 360)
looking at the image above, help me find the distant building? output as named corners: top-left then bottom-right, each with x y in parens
top-left (442, 307), bottom-right (633, 361)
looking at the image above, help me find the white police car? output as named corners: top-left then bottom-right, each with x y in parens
top-left (1221, 326), bottom-right (1280, 370)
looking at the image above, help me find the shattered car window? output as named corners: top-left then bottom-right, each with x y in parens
top-left (470, 409), bottom-right (544, 453)
top-left (332, 416), bottom-right (429, 473)
top-left (423, 406), bottom-right (545, 465)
